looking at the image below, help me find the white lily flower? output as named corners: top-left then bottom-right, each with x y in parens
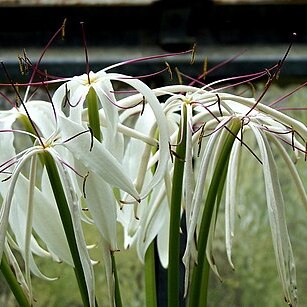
top-left (114, 82), bottom-right (306, 306)
top-left (51, 68), bottom-right (172, 259)
top-left (0, 98), bottom-right (142, 306)
top-left (52, 70), bottom-right (120, 157)
top-left (181, 88), bottom-right (306, 306)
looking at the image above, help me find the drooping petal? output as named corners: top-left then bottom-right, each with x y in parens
top-left (0, 148), bottom-right (42, 261)
top-left (268, 134), bottom-right (307, 209)
top-left (100, 237), bottom-right (115, 307)
top-left (206, 204), bottom-right (222, 282)
top-left (156, 208), bottom-right (170, 269)
top-left (11, 173), bottom-right (72, 265)
top-left (57, 115), bottom-right (140, 201)
top-left (9, 197), bottom-right (58, 281)
top-left (4, 241), bottom-right (30, 301)
top-left (136, 182), bottom-right (168, 263)
top-left (183, 103), bottom-right (195, 231)
top-left (182, 121), bottom-right (223, 294)
top-left (225, 138), bottom-right (242, 269)
top-left (49, 150), bottom-right (96, 307)
top-left (0, 111), bottom-right (18, 194)
top-left (81, 169), bottom-right (118, 251)
top-left (251, 125), bottom-right (297, 306)
top-left (107, 73), bottom-right (170, 199)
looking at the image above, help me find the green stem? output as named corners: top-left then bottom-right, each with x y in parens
top-left (87, 87), bottom-right (123, 307)
top-left (43, 152), bottom-right (90, 307)
top-left (111, 252), bottom-right (122, 307)
top-left (168, 103), bottom-right (187, 307)
top-left (188, 118), bottom-right (241, 307)
top-left (145, 241), bottom-right (158, 307)
top-left (87, 86), bottom-right (102, 142)
top-left (0, 253), bottom-right (31, 307)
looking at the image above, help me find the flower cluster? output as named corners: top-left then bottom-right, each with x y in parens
top-left (0, 27), bottom-right (306, 307)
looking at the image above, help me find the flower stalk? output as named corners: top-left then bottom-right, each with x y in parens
top-left (42, 151), bottom-right (92, 307)
top-left (145, 241), bottom-right (158, 307)
top-left (168, 102), bottom-right (187, 307)
top-left (86, 86), bottom-right (123, 307)
top-left (0, 253), bottom-right (31, 307)
top-left (87, 87), bottom-right (102, 142)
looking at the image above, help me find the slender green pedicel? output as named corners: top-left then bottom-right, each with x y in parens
top-left (168, 103), bottom-right (187, 307)
top-left (43, 152), bottom-right (91, 307)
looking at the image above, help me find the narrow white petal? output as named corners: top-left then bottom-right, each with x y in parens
top-left (184, 104), bottom-right (195, 229)
top-left (107, 73), bottom-right (170, 198)
top-left (57, 115), bottom-right (140, 201)
top-left (100, 237), bottom-right (115, 307)
top-left (157, 208), bottom-right (170, 269)
top-left (182, 122), bottom-right (223, 292)
top-left (251, 125), bottom-right (297, 306)
top-left (225, 138), bottom-right (242, 269)
top-left (0, 148), bottom-right (42, 261)
top-left (4, 241), bottom-right (31, 300)
top-left (9, 192), bottom-right (58, 282)
top-left (269, 134), bottom-right (307, 209)
top-left (50, 152), bottom-right (96, 307)
top-left (206, 206), bottom-right (222, 281)
top-left (12, 173), bottom-right (73, 265)
top-left (81, 170), bottom-right (118, 251)
top-left (136, 183), bottom-right (168, 263)
top-left (0, 112), bottom-right (18, 195)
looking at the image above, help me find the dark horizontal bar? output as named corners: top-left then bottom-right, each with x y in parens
top-left (1, 44), bottom-right (307, 84)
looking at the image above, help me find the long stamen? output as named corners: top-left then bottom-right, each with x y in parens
top-left (189, 49), bottom-right (247, 87)
top-left (80, 22), bottom-right (91, 85)
top-left (245, 33), bottom-right (296, 116)
top-left (62, 127), bottom-right (94, 151)
top-left (118, 63), bottom-right (172, 80)
top-left (0, 91), bottom-right (18, 109)
top-left (269, 81), bottom-right (307, 107)
top-left (0, 62), bottom-right (45, 147)
top-left (104, 48), bottom-right (195, 72)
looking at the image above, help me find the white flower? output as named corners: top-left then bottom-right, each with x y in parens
top-left (114, 82), bottom-right (306, 306)
top-left (0, 99), bottom-right (141, 306)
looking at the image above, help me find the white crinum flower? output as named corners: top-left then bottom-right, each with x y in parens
top-left (187, 89), bottom-right (306, 307)
top-left (0, 98), bottom-right (141, 306)
top-left (114, 83), bottom-right (306, 306)
top-left (51, 69), bottom-right (170, 305)
top-left (52, 70), bottom-right (170, 242)
top-left (52, 70), bottom-right (170, 196)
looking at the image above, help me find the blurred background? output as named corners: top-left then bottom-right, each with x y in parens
top-left (0, 0), bottom-right (307, 306)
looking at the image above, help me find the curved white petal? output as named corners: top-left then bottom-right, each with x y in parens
top-left (268, 134), bottom-right (307, 209)
top-left (136, 182), bottom-right (168, 263)
top-left (0, 148), bottom-right (42, 261)
top-left (225, 138), bottom-right (242, 269)
top-left (11, 173), bottom-right (73, 265)
top-left (0, 111), bottom-right (18, 194)
top-left (50, 150), bottom-right (96, 307)
top-left (57, 115), bottom-right (140, 201)
top-left (107, 73), bottom-right (170, 199)
top-left (251, 125), bottom-right (297, 306)
top-left (81, 170), bottom-right (118, 251)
